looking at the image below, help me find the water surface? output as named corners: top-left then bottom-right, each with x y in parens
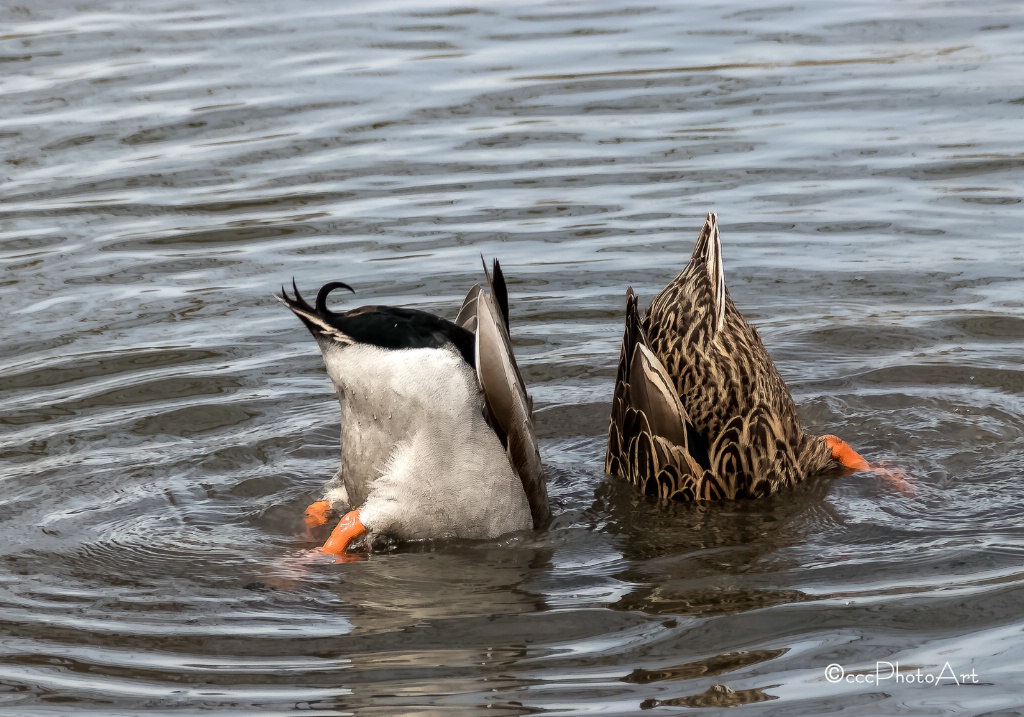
top-left (2, 1), bottom-right (1024, 714)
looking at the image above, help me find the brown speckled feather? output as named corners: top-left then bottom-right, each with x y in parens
top-left (605, 212), bottom-right (839, 500)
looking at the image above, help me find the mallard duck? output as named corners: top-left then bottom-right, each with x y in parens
top-left (605, 212), bottom-right (869, 501)
top-left (281, 260), bottom-right (549, 557)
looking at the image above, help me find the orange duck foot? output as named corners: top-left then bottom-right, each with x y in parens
top-left (322, 510), bottom-right (367, 558)
top-left (823, 434), bottom-right (870, 472)
top-left (304, 500), bottom-right (333, 528)
top-left (823, 434), bottom-right (912, 495)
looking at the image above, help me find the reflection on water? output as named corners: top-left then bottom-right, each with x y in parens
top-left (2, 0), bottom-right (1024, 714)
top-left (645, 682), bottom-right (780, 709)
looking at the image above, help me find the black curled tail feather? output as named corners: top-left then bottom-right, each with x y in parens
top-left (316, 282), bottom-right (355, 315)
top-left (279, 279), bottom-right (356, 346)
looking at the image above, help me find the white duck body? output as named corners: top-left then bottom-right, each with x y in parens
top-left (281, 261), bottom-right (549, 553)
top-left (320, 341), bottom-right (530, 540)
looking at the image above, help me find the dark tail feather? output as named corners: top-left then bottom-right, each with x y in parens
top-left (480, 255), bottom-right (510, 329)
top-left (315, 281), bottom-right (355, 315)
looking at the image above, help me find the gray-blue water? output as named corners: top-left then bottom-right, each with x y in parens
top-left (2, 1), bottom-right (1023, 714)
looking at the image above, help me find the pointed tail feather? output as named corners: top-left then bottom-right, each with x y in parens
top-left (688, 211), bottom-right (726, 336)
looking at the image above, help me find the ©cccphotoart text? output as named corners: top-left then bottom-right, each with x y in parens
top-left (824, 661), bottom-right (979, 686)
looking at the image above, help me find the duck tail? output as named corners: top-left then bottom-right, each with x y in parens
top-left (688, 211), bottom-right (726, 336)
top-left (278, 279), bottom-right (356, 344)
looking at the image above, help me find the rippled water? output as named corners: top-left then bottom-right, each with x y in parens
top-left (3, 0), bottom-right (1024, 714)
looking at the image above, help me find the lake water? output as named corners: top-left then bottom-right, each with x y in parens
top-left (2, 1), bottom-right (1024, 714)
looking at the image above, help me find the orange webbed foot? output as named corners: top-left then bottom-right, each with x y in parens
top-left (304, 500), bottom-right (333, 528)
top-left (322, 510), bottom-right (367, 559)
top-left (823, 434), bottom-right (912, 495)
top-left (868, 463), bottom-right (914, 496)
top-left (823, 434), bottom-right (870, 472)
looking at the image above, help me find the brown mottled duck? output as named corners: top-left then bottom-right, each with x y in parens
top-left (605, 212), bottom-right (870, 501)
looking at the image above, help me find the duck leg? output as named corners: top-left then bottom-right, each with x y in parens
top-left (822, 434), bottom-right (870, 471)
top-left (823, 434), bottom-right (912, 494)
top-left (322, 510), bottom-right (367, 557)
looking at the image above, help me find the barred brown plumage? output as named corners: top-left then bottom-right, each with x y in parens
top-left (606, 212), bottom-right (867, 501)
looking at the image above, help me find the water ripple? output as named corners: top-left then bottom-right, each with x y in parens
top-left (3, 0), bottom-right (1024, 713)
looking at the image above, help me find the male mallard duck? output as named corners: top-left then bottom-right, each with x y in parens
top-left (605, 212), bottom-right (869, 500)
top-left (281, 260), bottom-right (549, 557)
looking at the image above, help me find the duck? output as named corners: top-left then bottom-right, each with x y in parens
top-left (281, 260), bottom-right (550, 557)
top-left (605, 211), bottom-right (870, 501)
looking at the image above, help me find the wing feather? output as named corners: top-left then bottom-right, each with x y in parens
top-left (629, 343), bottom-right (689, 449)
top-left (455, 284), bottom-right (482, 332)
top-left (472, 262), bottom-right (550, 529)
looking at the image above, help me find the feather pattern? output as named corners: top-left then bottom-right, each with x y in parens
top-left (457, 259), bottom-right (549, 528)
top-left (606, 212), bottom-right (842, 501)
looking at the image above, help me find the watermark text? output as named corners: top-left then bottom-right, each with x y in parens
top-left (825, 661), bottom-right (979, 686)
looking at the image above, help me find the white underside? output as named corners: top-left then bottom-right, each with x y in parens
top-left (318, 342), bottom-right (531, 541)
